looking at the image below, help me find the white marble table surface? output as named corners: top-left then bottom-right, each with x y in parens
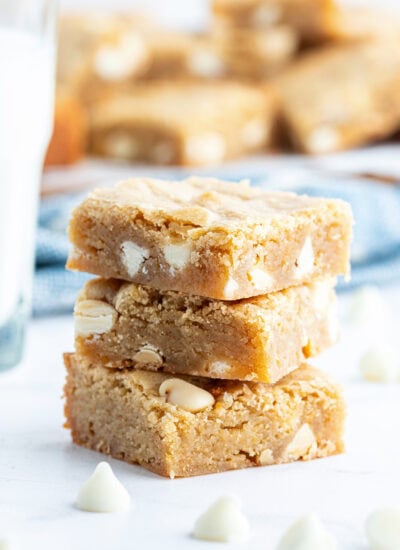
top-left (1, 284), bottom-right (400, 549)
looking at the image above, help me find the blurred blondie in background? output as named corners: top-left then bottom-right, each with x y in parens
top-left (45, 0), bottom-right (400, 171)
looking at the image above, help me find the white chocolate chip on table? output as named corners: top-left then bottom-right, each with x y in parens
top-left (359, 346), bottom-right (398, 383)
top-left (347, 285), bottom-right (387, 327)
top-left (74, 299), bottom-right (117, 337)
top-left (75, 462), bottom-right (130, 513)
top-left (366, 508), bottom-right (400, 550)
top-left (278, 514), bottom-right (337, 550)
top-left (159, 378), bottom-right (215, 412)
top-left (193, 496), bottom-right (250, 543)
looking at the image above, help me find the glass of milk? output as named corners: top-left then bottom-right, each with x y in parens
top-left (0, 0), bottom-right (56, 370)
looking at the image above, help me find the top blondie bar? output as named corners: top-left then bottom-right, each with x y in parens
top-left (67, 177), bottom-right (353, 300)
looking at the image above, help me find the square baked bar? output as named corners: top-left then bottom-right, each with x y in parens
top-left (89, 81), bottom-right (276, 165)
top-left (274, 41), bottom-right (400, 154)
top-left (64, 353), bottom-right (345, 478)
top-left (75, 277), bottom-right (338, 383)
top-left (67, 177), bottom-right (353, 300)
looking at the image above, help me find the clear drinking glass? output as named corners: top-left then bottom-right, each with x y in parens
top-left (0, 0), bottom-right (56, 370)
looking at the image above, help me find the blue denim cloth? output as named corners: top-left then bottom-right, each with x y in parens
top-left (33, 170), bottom-right (400, 316)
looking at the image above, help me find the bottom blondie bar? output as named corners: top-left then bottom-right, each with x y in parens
top-left (64, 353), bottom-right (345, 478)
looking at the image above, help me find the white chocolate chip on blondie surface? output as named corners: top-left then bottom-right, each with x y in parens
top-left (93, 34), bottom-right (147, 81)
top-left (307, 126), bottom-right (339, 154)
top-left (121, 241), bottom-right (149, 278)
top-left (74, 300), bottom-right (117, 337)
top-left (295, 237), bottom-right (315, 278)
top-left (163, 242), bottom-right (192, 270)
top-left (282, 423), bottom-right (317, 461)
top-left (104, 133), bottom-right (139, 159)
top-left (185, 132), bottom-right (226, 164)
top-left (159, 378), bottom-right (215, 412)
top-left (133, 345), bottom-right (163, 366)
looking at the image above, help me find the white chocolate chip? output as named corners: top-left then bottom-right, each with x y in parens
top-left (248, 268), bottom-right (274, 290)
top-left (121, 241), bottom-right (149, 278)
top-left (259, 28), bottom-right (297, 59)
top-left (223, 277), bottom-right (239, 299)
top-left (188, 50), bottom-right (225, 78)
top-left (251, 4), bottom-right (282, 26)
top-left (163, 242), bottom-right (192, 270)
top-left (74, 299), bottom-right (117, 337)
top-left (193, 496), bottom-right (250, 543)
top-left (241, 119), bottom-right (269, 148)
top-left (210, 361), bottom-right (230, 376)
top-left (259, 448), bottom-right (274, 466)
top-left (278, 514), bottom-right (337, 550)
top-left (294, 237), bottom-right (315, 278)
top-left (105, 133), bottom-right (139, 159)
top-left (283, 424), bottom-right (317, 461)
top-left (133, 345), bottom-right (163, 366)
top-left (159, 378), bottom-right (215, 412)
top-left (307, 126), bottom-right (339, 154)
top-left (150, 141), bottom-right (175, 164)
top-left (93, 33), bottom-right (147, 81)
top-left (366, 508), bottom-right (400, 550)
top-left (347, 285), bottom-right (387, 327)
top-left (359, 346), bottom-right (398, 383)
top-left (185, 132), bottom-right (226, 164)
top-left (76, 462), bottom-right (130, 513)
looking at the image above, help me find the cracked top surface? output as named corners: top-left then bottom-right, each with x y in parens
top-left (82, 176), bottom-right (352, 230)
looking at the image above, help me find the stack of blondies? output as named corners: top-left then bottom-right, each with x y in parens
top-left (64, 176), bottom-right (353, 478)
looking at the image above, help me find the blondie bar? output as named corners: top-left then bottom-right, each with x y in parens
top-left (67, 177), bottom-right (353, 300)
top-left (74, 277), bottom-right (338, 383)
top-left (64, 353), bottom-right (345, 478)
top-left (212, 0), bottom-right (339, 45)
top-left (89, 81), bottom-right (275, 165)
top-left (274, 41), bottom-right (400, 154)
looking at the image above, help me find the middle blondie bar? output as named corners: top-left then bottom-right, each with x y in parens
top-left (74, 277), bottom-right (338, 383)
top-left (67, 177), bottom-right (353, 300)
